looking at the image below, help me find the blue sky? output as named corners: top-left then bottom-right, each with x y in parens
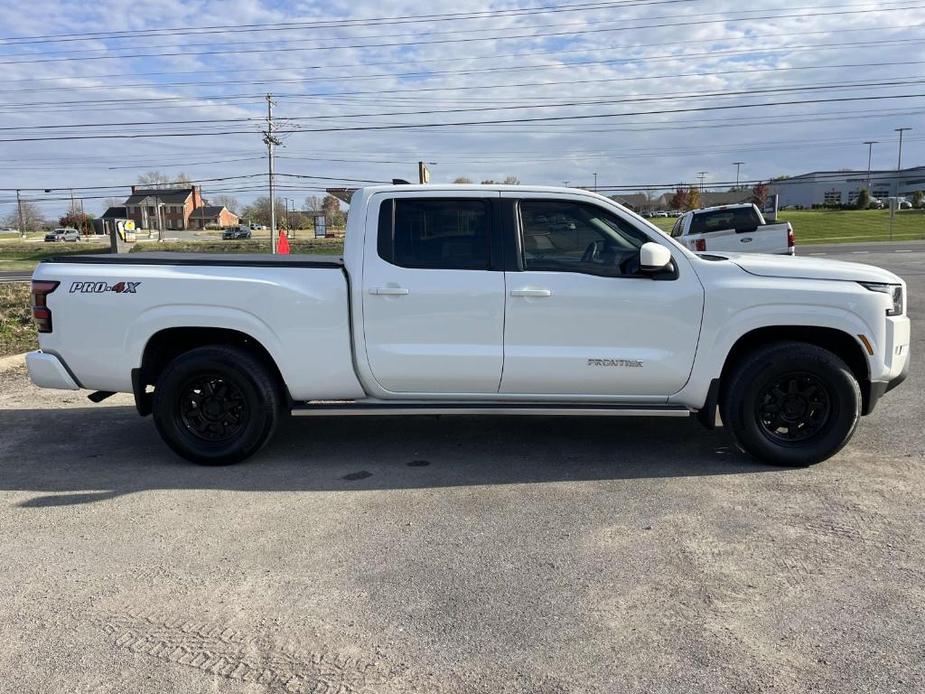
top-left (0, 0), bottom-right (922, 218)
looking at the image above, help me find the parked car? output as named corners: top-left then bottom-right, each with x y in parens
top-left (670, 203), bottom-right (794, 255)
top-left (652, 211), bottom-right (669, 218)
top-left (249, 223), bottom-right (267, 231)
top-left (222, 226), bottom-right (252, 240)
top-left (27, 185), bottom-right (909, 467)
top-left (43, 228), bottom-right (81, 242)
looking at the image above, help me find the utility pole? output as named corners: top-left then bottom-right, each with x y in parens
top-left (732, 162), bottom-right (745, 190)
top-left (697, 171), bottom-right (708, 195)
top-left (593, 172), bottom-right (598, 191)
top-left (16, 189), bottom-right (25, 238)
top-left (863, 141), bottom-right (877, 191)
top-left (895, 127), bottom-right (912, 171)
top-left (264, 93), bottom-right (281, 254)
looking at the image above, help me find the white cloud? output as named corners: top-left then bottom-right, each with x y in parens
top-left (0, 0), bottom-right (922, 217)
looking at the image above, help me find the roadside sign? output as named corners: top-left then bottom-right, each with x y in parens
top-left (313, 214), bottom-right (327, 238)
top-left (762, 194), bottom-right (779, 222)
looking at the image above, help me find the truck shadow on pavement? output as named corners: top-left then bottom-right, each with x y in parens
top-left (0, 405), bottom-right (780, 507)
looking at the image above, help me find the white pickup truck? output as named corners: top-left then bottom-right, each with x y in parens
top-left (670, 203), bottom-right (795, 255)
top-left (27, 185), bottom-right (909, 467)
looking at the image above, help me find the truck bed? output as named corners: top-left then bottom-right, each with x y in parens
top-left (42, 252), bottom-right (344, 269)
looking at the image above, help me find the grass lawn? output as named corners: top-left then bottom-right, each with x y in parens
top-left (129, 237), bottom-right (344, 255)
top-left (646, 209), bottom-right (925, 244)
top-left (0, 239), bottom-right (110, 271)
top-left (0, 282), bottom-right (34, 357)
top-left (779, 209), bottom-right (925, 244)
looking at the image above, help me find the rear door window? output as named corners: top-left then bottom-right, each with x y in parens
top-left (378, 198), bottom-right (491, 270)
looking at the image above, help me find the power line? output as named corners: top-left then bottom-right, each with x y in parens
top-left (2, 92), bottom-right (924, 143)
top-left (1, 4), bottom-right (921, 66)
top-left (5, 17), bottom-right (915, 88)
top-left (0, 0), bottom-right (671, 45)
top-left (3, 77), bottom-right (923, 134)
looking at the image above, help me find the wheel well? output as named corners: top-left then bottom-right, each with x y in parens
top-left (134, 327), bottom-right (288, 415)
top-left (719, 326), bottom-right (871, 411)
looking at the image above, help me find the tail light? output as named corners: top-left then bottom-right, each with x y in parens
top-left (787, 227), bottom-right (795, 248)
top-left (694, 239), bottom-right (706, 252)
top-left (31, 280), bottom-right (59, 333)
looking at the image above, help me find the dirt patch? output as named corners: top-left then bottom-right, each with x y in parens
top-left (0, 282), bottom-right (34, 357)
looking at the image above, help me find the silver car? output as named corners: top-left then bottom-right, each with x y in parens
top-left (44, 228), bottom-right (81, 242)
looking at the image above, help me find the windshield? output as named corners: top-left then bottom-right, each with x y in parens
top-left (690, 207), bottom-right (762, 235)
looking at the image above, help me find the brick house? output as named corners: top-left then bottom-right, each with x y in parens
top-left (123, 185), bottom-right (204, 231)
top-left (189, 206), bottom-right (240, 229)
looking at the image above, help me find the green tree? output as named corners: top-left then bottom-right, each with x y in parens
top-left (913, 190), bottom-right (924, 208)
top-left (855, 188), bottom-right (871, 210)
top-left (240, 197), bottom-right (286, 226)
top-left (321, 195), bottom-right (345, 227)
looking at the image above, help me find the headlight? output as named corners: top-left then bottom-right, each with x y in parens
top-left (859, 282), bottom-right (904, 316)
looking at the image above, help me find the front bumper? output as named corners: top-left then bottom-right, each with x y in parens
top-left (864, 355), bottom-right (909, 415)
top-left (26, 351), bottom-right (80, 390)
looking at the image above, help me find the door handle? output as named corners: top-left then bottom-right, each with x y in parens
top-left (740, 237), bottom-right (753, 243)
top-left (369, 286), bottom-right (409, 296)
top-left (510, 288), bottom-right (552, 297)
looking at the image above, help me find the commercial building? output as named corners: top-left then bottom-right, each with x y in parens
top-left (771, 166), bottom-right (925, 207)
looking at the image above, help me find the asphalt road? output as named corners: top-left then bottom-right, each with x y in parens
top-left (0, 245), bottom-right (923, 693)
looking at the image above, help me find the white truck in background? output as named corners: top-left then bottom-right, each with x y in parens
top-left (670, 203), bottom-right (795, 255)
top-left (26, 185), bottom-right (908, 467)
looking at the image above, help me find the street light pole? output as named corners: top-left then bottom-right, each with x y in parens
top-left (895, 127), bottom-right (912, 170)
top-left (732, 162), bottom-right (745, 190)
top-left (863, 141), bottom-right (878, 191)
top-left (593, 172), bottom-right (598, 192)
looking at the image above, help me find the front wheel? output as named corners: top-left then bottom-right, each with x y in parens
top-left (152, 345), bottom-right (281, 465)
top-left (721, 342), bottom-right (861, 466)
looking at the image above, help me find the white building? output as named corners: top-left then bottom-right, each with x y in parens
top-left (771, 166), bottom-right (925, 207)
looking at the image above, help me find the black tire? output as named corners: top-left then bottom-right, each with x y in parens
top-left (152, 345), bottom-right (281, 465)
top-left (721, 342), bottom-right (861, 467)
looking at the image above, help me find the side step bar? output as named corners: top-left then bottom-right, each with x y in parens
top-left (291, 402), bottom-right (692, 417)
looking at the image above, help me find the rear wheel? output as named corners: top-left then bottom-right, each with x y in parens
top-left (721, 342), bottom-right (861, 466)
top-left (152, 345), bottom-right (281, 465)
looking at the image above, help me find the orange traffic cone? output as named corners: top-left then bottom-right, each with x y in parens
top-left (277, 231), bottom-right (290, 255)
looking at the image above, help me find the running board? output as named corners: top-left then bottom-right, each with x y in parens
top-left (291, 402), bottom-right (691, 417)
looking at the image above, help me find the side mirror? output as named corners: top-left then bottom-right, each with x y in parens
top-left (639, 242), bottom-right (672, 271)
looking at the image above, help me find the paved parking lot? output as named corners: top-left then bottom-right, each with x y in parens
top-left (1, 245), bottom-right (923, 693)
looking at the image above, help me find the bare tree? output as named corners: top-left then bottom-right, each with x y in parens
top-left (453, 176), bottom-right (473, 184)
top-left (211, 195), bottom-right (240, 214)
top-left (136, 171), bottom-right (171, 189)
top-left (136, 171), bottom-right (193, 189)
top-left (304, 195), bottom-right (324, 212)
top-left (4, 200), bottom-right (44, 231)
